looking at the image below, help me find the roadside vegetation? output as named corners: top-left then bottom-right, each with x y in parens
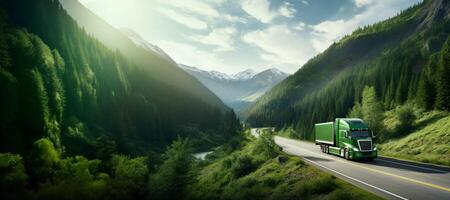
top-left (188, 130), bottom-right (382, 200)
top-left (0, 130), bottom-right (384, 199)
top-left (379, 110), bottom-right (450, 166)
top-left (275, 83), bottom-right (450, 167)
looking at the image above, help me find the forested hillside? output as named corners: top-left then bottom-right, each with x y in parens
top-left (0, 0), bottom-right (240, 158)
top-left (58, 0), bottom-right (228, 110)
top-left (0, 0), bottom-right (243, 198)
top-left (245, 0), bottom-right (450, 141)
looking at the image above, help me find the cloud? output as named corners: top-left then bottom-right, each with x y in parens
top-left (156, 8), bottom-right (208, 30)
top-left (293, 22), bottom-right (306, 31)
top-left (188, 27), bottom-right (238, 51)
top-left (301, 1), bottom-right (309, 5)
top-left (156, 0), bottom-right (220, 18)
top-left (241, 0), bottom-right (278, 23)
top-left (311, 0), bottom-right (421, 52)
top-left (241, 0), bottom-right (299, 23)
top-left (279, 2), bottom-right (296, 18)
top-left (224, 14), bottom-right (248, 24)
top-left (242, 25), bottom-right (315, 66)
top-left (353, 0), bottom-right (374, 8)
top-left (157, 41), bottom-right (226, 70)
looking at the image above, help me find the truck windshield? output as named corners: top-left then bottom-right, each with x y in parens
top-left (350, 130), bottom-right (370, 138)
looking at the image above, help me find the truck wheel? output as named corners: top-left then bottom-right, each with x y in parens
top-left (344, 149), bottom-right (349, 160)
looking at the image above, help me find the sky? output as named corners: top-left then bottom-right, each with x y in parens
top-left (78, 0), bottom-right (422, 74)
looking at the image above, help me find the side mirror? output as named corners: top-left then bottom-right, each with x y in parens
top-left (371, 130), bottom-right (376, 138)
top-left (345, 131), bottom-right (349, 138)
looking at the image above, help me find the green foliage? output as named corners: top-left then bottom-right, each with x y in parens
top-left (252, 133), bottom-right (281, 160)
top-left (54, 156), bottom-right (101, 183)
top-left (33, 156), bottom-right (108, 200)
top-left (416, 57), bottom-right (437, 110)
top-left (150, 138), bottom-right (194, 199)
top-left (30, 138), bottom-right (60, 182)
top-left (0, 153), bottom-right (27, 199)
top-left (109, 155), bottom-right (149, 199)
top-left (394, 105), bottom-right (416, 136)
top-left (229, 155), bottom-right (259, 178)
top-left (188, 138), bottom-right (382, 200)
top-left (347, 102), bottom-right (363, 118)
top-left (361, 86), bottom-right (385, 133)
top-left (436, 37), bottom-right (450, 110)
top-left (94, 136), bottom-right (117, 161)
top-left (379, 111), bottom-right (450, 166)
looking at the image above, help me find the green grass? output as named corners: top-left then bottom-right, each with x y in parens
top-left (188, 133), bottom-right (383, 200)
top-left (379, 110), bottom-right (450, 166)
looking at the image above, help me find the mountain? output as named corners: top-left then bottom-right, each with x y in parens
top-left (180, 64), bottom-right (289, 113)
top-left (0, 0), bottom-right (240, 157)
top-left (244, 0), bottom-right (450, 139)
top-left (234, 69), bottom-right (257, 80)
top-left (58, 0), bottom-right (227, 111)
top-left (120, 28), bottom-right (172, 60)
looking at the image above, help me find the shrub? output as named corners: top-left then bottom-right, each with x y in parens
top-left (252, 133), bottom-right (281, 160)
top-left (109, 155), bottom-right (149, 199)
top-left (394, 105), bottom-right (416, 137)
top-left (0, 153), bottom-right (28, 199)
top-left (30, 138), bottom-right (60, 183)
top-left (230, 155), bottom-right (257, 178)
top-left (54, 156), bottom-right (101, 183)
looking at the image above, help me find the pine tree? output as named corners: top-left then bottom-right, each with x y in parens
top-left (348, 102), bottom-right (363, 118)
top-left (416, 71), bottom-right (435, 110)
top-left (435, 37), bottom-right (450, 110)
top-left (361, 86), bottom-right (384, 133)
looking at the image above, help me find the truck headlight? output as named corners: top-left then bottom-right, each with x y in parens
top-left (373, 146), bottom-right (377, 151)
top-left (352, 147), bottom-right (359, 152)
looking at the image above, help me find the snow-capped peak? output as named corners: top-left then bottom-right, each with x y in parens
top-left (233, 69), bottom-right (257, 80)
top-left (261, 68), bottom-right (288, 76)
top-left (179, 65), bottom-right (289, 81)
top-left (179, 64), bottom-right (233, 80)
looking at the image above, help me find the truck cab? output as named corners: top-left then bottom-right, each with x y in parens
top-left (315, 118), bottom-right (377, 161)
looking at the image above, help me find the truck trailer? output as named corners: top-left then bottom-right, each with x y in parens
top-left (315, 118), bottom-right (377, 161)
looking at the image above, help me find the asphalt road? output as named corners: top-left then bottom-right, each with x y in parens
top-left (274, 136), bottom-right (450, 200)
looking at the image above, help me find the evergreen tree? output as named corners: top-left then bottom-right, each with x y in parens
top-left (416, 71), bottom-right (435, 110)
top-left (348, 102), bottom-right (363, 118)
top-left (435, 37), bottom-right (450, 110)
top-left (361, 86), bottom-right (384, 133)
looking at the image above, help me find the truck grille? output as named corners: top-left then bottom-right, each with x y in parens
top-left (358, 140), bottom-right (372, 151)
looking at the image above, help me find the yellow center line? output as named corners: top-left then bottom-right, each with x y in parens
top-left (342, 160), bottom-right (450, 193)
top-left (277, 138), bottom-right (450, 193)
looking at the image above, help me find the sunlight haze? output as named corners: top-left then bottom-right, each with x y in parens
top-left (78, 0), bottom-right (421, 74)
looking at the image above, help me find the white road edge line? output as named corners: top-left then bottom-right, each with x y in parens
top-left (377, 158), bottom-right (448, 173)
top-left (277, 139), bottom-right (408, 200)
top-left (301, 154), bottom-right (409, 200)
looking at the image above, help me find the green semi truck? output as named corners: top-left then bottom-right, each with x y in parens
top-left (315, 118), bottom-right (377, 161)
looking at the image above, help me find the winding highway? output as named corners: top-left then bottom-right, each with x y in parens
top-left (273, 136), bottom-right (450, 200)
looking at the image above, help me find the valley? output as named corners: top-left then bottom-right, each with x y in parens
top-left (1, 0), bottom-right (449, 199)
top-left (180, 64), bottom-right (289, 113)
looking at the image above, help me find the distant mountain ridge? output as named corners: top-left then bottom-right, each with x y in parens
top-left (179, 64), bottom-right (289, 113)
